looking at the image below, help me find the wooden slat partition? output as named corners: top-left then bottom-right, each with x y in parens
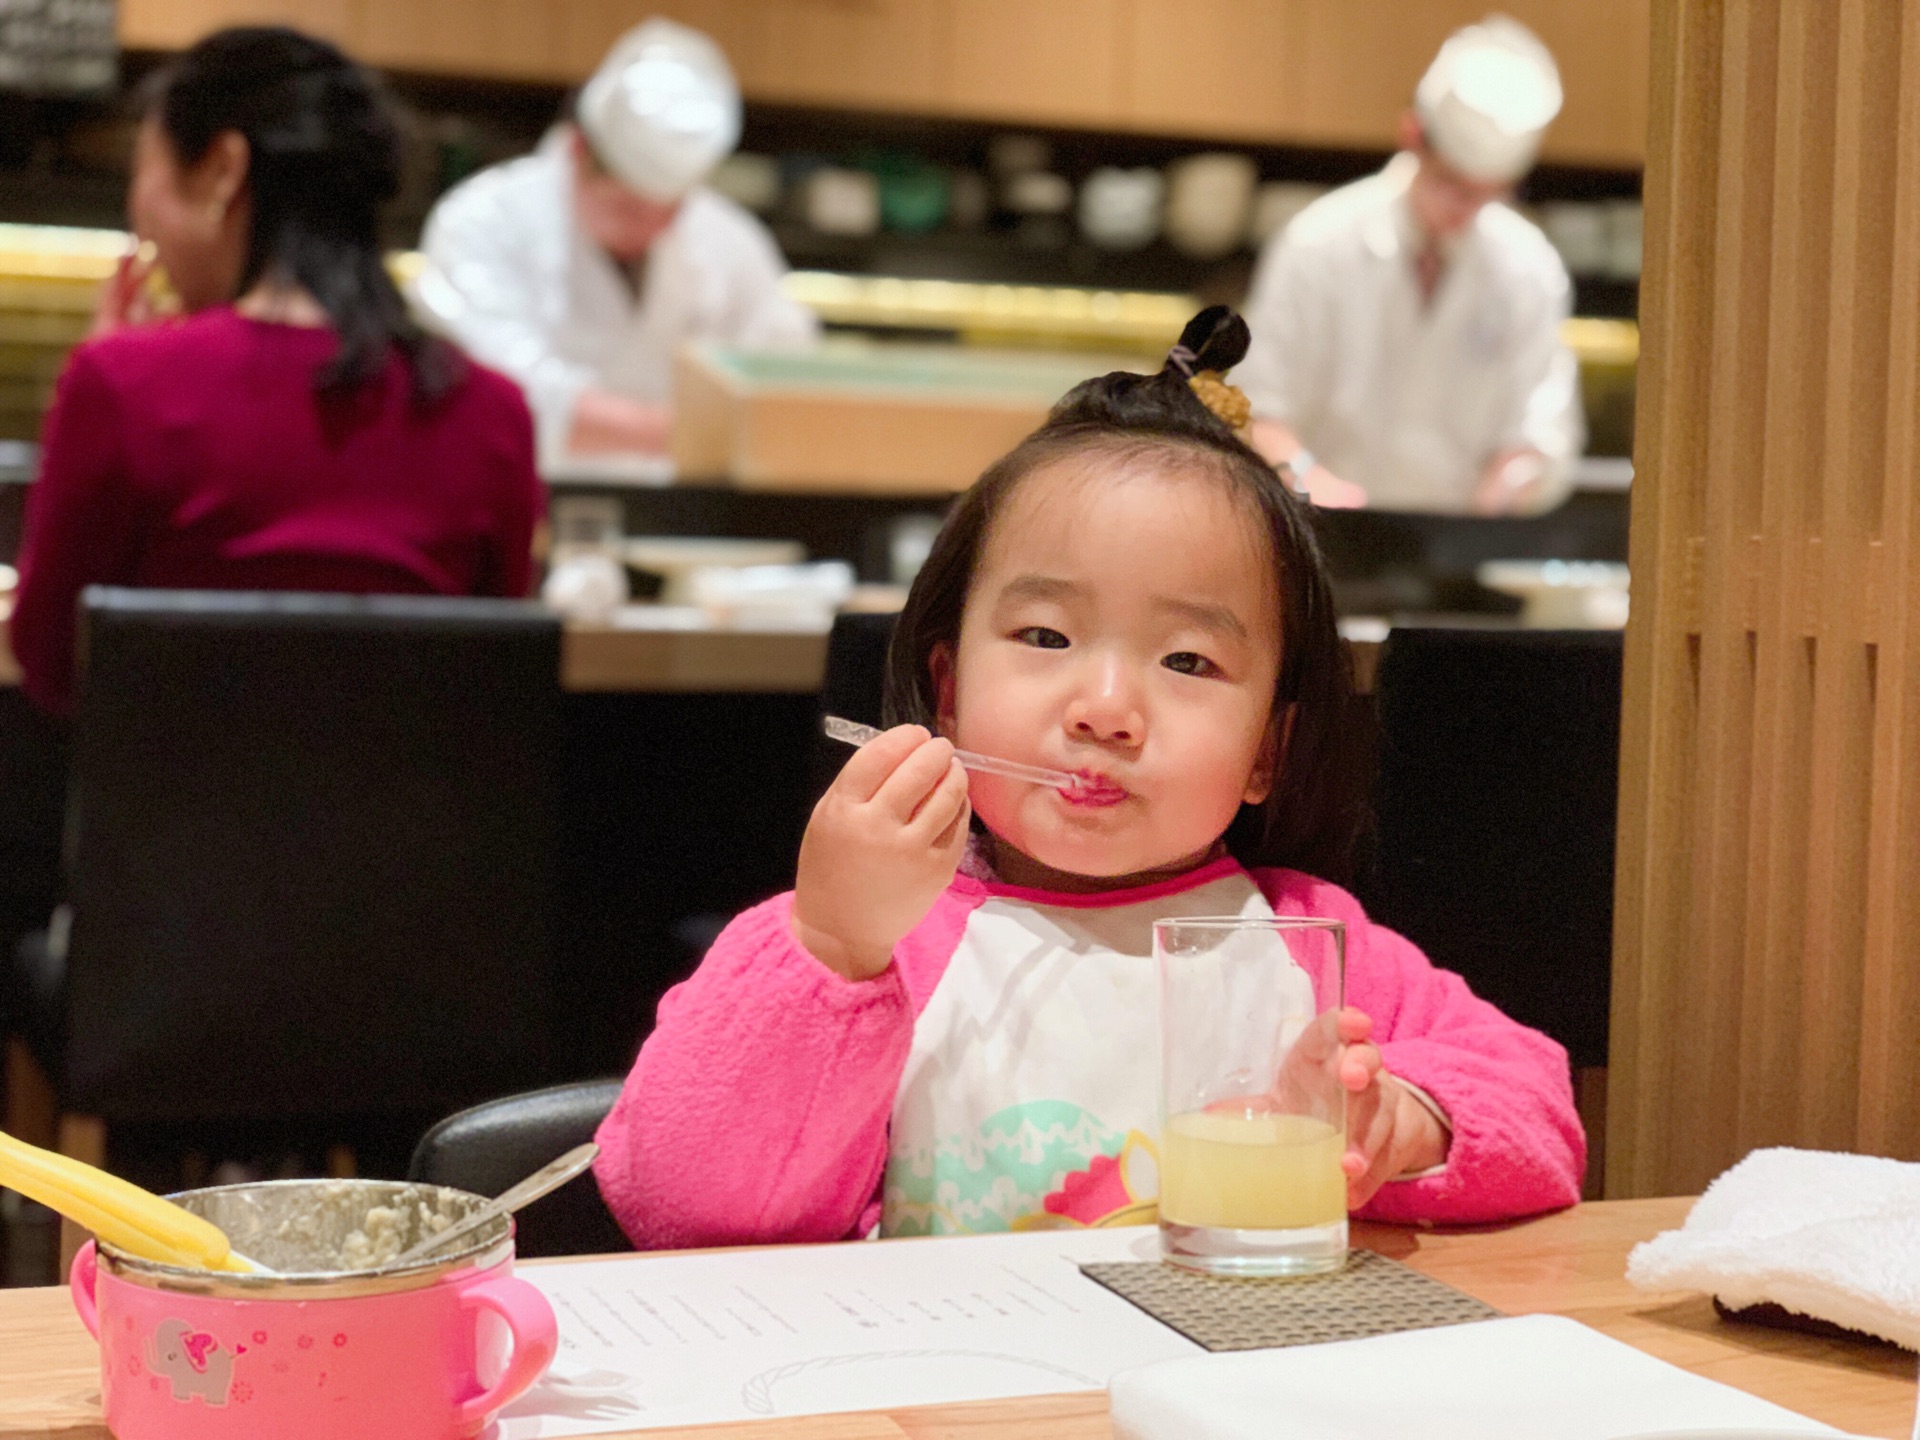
top-left (1612, 0), bottom-right (1920, 1196)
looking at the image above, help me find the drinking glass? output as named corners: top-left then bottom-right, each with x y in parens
top-left (543, 496), bottom-right (629, 620)
top-left (1156, 916), bottom-right (1347, 1276)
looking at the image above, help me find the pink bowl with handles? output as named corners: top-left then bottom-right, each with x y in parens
top-left (69, 1178), bottom-right (557, 1440)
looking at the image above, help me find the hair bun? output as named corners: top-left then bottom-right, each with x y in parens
top-left (1164, 306), bottom-right (1253, 431)
top-left (1172, 305), bottom-right (1252, 376)
top-left (1047, 304), bottom-right (1257, 437)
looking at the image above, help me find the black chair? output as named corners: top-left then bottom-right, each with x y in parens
top-left (820, 610), bottom-right (897, 729)
top-left (410, 1079), bottom-right (631, 1258)
top-left (18, 588), bottom-right (564, 1171)
top-left (1362, 625), bottom-right (1621, 1077)
top-left (808, 609), bottom-right (899, 809)
top-left (0, 688), bottom-right (66, 1000)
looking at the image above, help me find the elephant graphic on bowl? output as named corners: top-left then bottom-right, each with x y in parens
top-left (147, 1319), bottom-right (233, 1406)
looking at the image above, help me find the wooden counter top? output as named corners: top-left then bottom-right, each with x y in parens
top-left (0, 596), bottom-right (832, 696)
top-left (559, 609), bottom-right (831, 693)
top-left (0, 1198), bottom-right (1910, 1438)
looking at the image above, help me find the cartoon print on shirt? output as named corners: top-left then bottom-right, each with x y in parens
top-left (885, 1100), bottom-right (1125, 1236)
top-left (1015, 1131), bottom-right (1161, 1230)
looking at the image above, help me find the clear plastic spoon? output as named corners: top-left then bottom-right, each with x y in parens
top-left (823, 716), bottom-right (1086, 795)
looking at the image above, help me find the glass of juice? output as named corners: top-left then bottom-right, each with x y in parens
top-left (1156, 916), bottom-right (1346, 1276)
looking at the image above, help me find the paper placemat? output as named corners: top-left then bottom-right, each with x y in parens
top-left (500, 1227), bottom-right (1199, 1437)
top-left (1080, 1249), bottom-right (1501, 1352)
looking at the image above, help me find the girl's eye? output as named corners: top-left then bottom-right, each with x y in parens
top-left (1013, 626), bottom-right (1070, 649)
top-left (1163, 651), bottom-right (1222, 678)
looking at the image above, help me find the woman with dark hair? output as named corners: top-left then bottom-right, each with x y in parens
top-left (592, 308), bottom-right (1585, 1251)
top-left (9, 26), bottom-right (542, 714)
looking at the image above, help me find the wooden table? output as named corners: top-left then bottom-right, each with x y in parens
top-left (0, 1198), bottom-right (1910, 1438)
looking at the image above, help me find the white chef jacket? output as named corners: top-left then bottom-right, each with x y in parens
top-left (1237, 154), bottom-right (1584, 514)
top-left (413, 130), bottom-right (818, 465)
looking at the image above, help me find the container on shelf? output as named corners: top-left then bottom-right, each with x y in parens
top-left (802, 167), bottom-right (882, 237)
top-left (1539, 202), bottom-right (1612, 276)
top-left (1165, 152), bottom-right (1257, 260)
top-left (709, 152), bottom-right (783, 213)
top-left (1079, 166), bottom-right (1165, 251)
top-left (1248, 182), bottom-right (1328, 249)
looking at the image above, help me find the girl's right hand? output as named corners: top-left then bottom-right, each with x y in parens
top-left (791, 725), bottom-right (970, 982)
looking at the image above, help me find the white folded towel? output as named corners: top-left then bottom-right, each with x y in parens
top-left (1627, 1146), bottom-right (1920, 1351)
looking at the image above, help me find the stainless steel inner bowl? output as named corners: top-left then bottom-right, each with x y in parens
top-left (99, 1178), bottom-right (511, 1299)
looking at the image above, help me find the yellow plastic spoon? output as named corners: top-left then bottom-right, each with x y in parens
top-left (0, 1130), bottom-right (266, 1274)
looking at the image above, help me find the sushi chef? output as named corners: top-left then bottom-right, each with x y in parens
top-left (413, 18), bottom-right (817, 465)
top-left (1239, 16), bottom-right (1584, 515)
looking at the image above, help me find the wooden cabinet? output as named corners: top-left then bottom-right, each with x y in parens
top-left (754, 0), bottom-right (944, 114)
top-left (117, 0), bottom-right (1649, 167)
top-left (120, 0), bottom-right (356, 49)
top-left (357, 0), bottom-right (561, 80)
top-left (943, 0), bottom-right (1130, 128)
top-left (1122, 0), bottom-right (1295, 143)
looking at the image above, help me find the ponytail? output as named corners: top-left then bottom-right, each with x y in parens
top-left (148, 27), bottom-right (463, 406)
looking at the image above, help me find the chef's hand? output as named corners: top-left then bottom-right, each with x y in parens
top-left (1333, 1010), bottom-right (1450, 1208)
top-left (90, 249), bottom-right (160, 339)
top-left (566, 390), bottom-right (673, 457)
top-left (1474, 448), bottom-right (1552, 516)
top-left (1295, 465), bottom-right (1368, 510)
top-left (1248, 419), bottom-right (1369, 508)
top-left (792, 725), bottom-right (970, 983)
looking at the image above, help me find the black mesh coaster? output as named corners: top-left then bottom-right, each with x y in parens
top-left (1079, 1250), bottom-right (1501, 1352)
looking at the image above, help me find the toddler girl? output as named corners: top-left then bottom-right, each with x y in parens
top-left (595, 308), bottom-right (1585, 1247)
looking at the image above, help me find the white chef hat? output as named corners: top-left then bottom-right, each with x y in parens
top-left (576, 18), bottom-right (743, 201)
top-left (1414, 15), bottom-right (1563, 184)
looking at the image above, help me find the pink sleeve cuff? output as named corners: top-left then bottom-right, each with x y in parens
top-left (594, 894), bottom-right (918, 1251)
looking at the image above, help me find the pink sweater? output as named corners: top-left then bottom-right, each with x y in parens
top-left (595, 861), bottom-right (1585, 1248)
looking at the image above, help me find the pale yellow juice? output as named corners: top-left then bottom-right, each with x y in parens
top-left (1160, 1110), bottom-right (1346, 1230)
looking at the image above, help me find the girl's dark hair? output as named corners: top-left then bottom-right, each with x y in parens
top-left (882, 305), bottom-right (1372, 884)
top-left (146, 27), bottom-right (461, 404)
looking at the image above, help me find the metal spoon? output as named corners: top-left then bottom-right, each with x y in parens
top-left (391, 1142), bottom-right (600, 1269)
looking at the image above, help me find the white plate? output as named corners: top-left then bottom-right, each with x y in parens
top-left (1611, 1431), bottom-right (1871, 1439)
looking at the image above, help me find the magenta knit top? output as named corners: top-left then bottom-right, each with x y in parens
top-left (11, 308), bottom-right (543, 713)
top-left (595, 858), bottom-right (1586, 1249)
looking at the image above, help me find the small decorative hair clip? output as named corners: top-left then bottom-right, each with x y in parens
top-left (1167, 342), bottom-right (1254, 433)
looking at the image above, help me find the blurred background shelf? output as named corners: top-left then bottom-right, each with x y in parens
top-left (1, 0), bottom-right (1647, 445)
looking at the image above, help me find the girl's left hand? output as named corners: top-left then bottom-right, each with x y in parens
top-left (1333, 1009), bottom-right (1451, 1209)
